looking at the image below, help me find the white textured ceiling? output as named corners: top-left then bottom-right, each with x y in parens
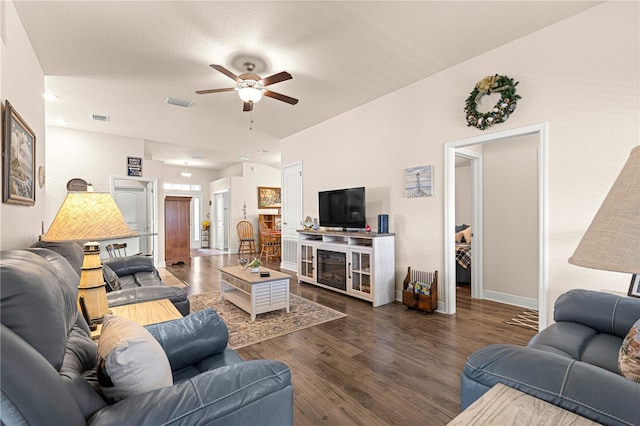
top-left (14, 1), bottom-right (600, 171)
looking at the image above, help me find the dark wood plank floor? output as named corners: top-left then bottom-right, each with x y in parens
top-left (168, 252), bottom-right (536, 426)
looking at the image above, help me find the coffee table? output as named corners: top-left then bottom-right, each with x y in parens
top-left (219, 266), bottom-right (290, 321)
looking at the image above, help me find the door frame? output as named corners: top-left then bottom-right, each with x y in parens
top-left (443, 123), bottom-right (549, 330)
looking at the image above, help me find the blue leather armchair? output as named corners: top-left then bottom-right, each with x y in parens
top-left (1, 248), bottom-right (293, 425)
top-left (461, 289), bottom-right (640, 426)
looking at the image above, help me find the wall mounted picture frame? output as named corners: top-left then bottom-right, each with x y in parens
top-left (405, 165), bottom-right (433, 198)
top-left (3, 101), bottom-right (36, 206)
top-left (628, 275), bottom-right (640, 298)
top-left (258, 186), bottom-right (281, 208)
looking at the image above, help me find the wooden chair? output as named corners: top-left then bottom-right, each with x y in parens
top-left (237, 220), bottom-right (257, 256)
top-left (259, 221), bottom-right (281, 262)
top-left (105, 243), bottom-right (127, 258)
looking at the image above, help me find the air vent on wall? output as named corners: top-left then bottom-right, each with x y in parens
top-left (91, 114), bottom-right (110, 122)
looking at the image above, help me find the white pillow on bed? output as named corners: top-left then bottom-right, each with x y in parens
top-left (462, 227), bottom-right (472, 244)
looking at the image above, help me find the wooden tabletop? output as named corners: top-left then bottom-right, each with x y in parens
top-left (220, 265), bottom-right (291, 284)
top-left (91, 299), bottom-right (183, 339)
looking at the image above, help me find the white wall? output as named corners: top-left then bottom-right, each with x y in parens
top-left (0, 1), bottom-right (46, 249)
top-left (282, 2), bottom-right (639, 323)
top-left (211, 162), bottom-right (281, 253)
top-left (483, 135), bottom-right (538, 302)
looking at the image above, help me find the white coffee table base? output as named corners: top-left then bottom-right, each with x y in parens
top-left (220, 266), bottom-right (290, 321)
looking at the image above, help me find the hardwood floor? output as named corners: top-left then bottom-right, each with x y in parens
top-left (168, 252), bottom-right (537, 426)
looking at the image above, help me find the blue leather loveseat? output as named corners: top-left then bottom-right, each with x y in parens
top-left (1, 247), bottom-right (293, 425)
top-left (461, 289), bottom-right (640, 426)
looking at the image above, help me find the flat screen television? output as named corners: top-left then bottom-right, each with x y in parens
top-left (318, 187), bottom-right (366, 229)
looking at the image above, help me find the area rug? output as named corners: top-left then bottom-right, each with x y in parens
top-left (189, 291), bottom-right (347, 349)
top-left (506, 310), bottom-right (539, 331)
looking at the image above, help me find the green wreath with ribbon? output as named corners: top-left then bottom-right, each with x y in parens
top-left (464, 74), bottom-right (521, 130)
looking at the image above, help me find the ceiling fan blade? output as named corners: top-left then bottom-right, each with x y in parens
top-left (264, 90), bottom-right (299, 105)
top-left (243, 102), bottom-right (253, 112)
top-left (260, 71), bottom-right (292, 87)
top-left (195, 87), bottom-right (236, 95)
top-left (210, 64), bottom-right (242, 82)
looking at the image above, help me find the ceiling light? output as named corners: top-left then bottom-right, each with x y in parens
top-left (257, 149), bottom-right (268, 154)
top-left (239, 157), bottom-right (250, 161)
top-left (43, 93), bottom-right (58, 101)
top-left (237, 80), bottom-right (263, 103)
top-left (181, 162), bottom-right (192, 178)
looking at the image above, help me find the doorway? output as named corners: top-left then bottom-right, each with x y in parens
top-left (444, 123), bottom-right (549, 329)
top-left (214, 190), bottom-right (229, 250)
top-left (110, 176), bottom-right (158, 263)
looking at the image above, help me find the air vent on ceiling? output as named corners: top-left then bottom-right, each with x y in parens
top-left (91, 114), bottom-right (110, 122)
top-left (165, 97), bottom-right (193, 108)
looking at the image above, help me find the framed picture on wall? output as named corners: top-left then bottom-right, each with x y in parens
top-left (628, 275), bottom-right (640, 298)
top-left (258, 186), bottom-right (281, 208)
top-left (3, 101), bottom-right (36, 206)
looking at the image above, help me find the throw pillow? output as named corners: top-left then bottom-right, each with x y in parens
top-left (455, 231), bottom-right (464, 243)
top-left (462, 227), bottom-right (472, 244)
top-left (619, 318), bottom-right (640, 382)
top-left (97, 315), bottom-right (173, 402)
top-left (102, 264), bottom-right (121, 292)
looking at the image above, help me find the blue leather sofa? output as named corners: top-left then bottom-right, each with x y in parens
top-left (31, 240), bottom-right (190, 315)
top-left (1, 248), bottom-right (293, 425)
top-left (461, 289), bottom-right (640, 426)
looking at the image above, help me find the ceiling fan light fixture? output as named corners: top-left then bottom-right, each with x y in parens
top-left (237, 79), bottom-right (263, 103)
top-left (238, 86), bottom-right (263, 103)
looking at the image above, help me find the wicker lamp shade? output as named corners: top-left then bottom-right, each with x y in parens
top-left (43, 192), bottom-right (136, 242)
top-left (569, 146), bottom-right (640, 274)
top-left (42, 191), bottom-right (136, 324)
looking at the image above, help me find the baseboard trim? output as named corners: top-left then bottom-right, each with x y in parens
top-left (483, 290), bottom-right (538, 310)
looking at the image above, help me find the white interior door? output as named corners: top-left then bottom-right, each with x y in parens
top-left (114, 186), bottom-right (146, 255)
top-left (214, 191), bottom-right (229, 250)
top-left (281, 162), bottom-right (303, 271)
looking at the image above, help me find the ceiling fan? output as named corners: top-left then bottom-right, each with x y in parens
top-left (196, 62), bottom-right (299, 112)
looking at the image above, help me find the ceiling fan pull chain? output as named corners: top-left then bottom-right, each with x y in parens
top-left (249, 110), bottom-right (254, 131)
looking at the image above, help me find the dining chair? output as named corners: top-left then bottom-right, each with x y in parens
top-left (105, 243), bottom-right (128, 258)
top-left (259, 222), bottom-right (281, 262)
top-left (237, 220), bottom-right (257, 256)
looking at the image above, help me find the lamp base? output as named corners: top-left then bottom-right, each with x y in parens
top-left (78, 242), bottom-right (110, 323)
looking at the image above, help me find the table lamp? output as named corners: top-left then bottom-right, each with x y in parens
top-left (42, 190), bottom-right (136, 323)
top-left (569, 146), bottom-right (640, 291)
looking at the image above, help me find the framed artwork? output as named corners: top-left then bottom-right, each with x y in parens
top-left (628, 275), bottom-right (640, 298)
top-left (258, 186), bottom-right (281, 208)
top-left (3, 101), bottom-right (36, 206)
top-left (405, 165), bottom-right (433, 198)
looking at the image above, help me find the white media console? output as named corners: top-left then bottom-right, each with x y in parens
top-left (297, 230), bottom-right (396, 307)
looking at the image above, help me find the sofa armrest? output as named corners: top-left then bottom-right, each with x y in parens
top-left (461, 344), bottom-right (640, 426)
top-left (102, 256), bottom-right (158, 278)
top-left (554, 289), bottom-right (640, 337)
top-left (145, 308), bottom-right (228, 371)
top-left (88, 360), bottom-right (293, 426)
top-left (106, 286), bottom-right (190, 316)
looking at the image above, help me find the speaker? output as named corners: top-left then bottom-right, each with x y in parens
top-left (378, 214), bottom-right (389, 234)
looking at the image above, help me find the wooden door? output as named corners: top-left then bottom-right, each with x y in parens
top-left (165, 196), bottom-right (192, 265)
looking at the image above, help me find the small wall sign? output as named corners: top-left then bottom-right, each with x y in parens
top-left (127, 156), bottom-right (142, 177)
